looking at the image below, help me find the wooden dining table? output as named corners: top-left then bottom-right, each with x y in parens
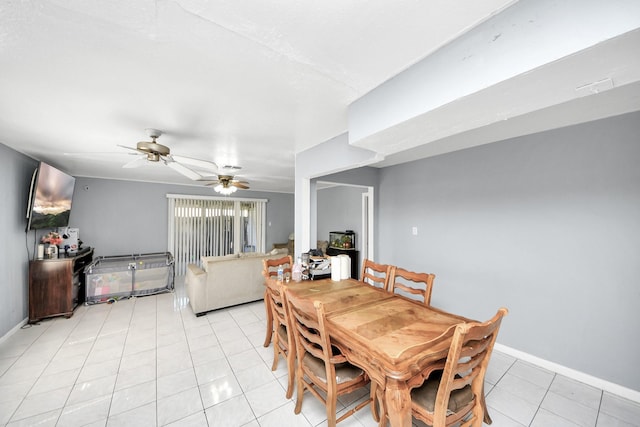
top-left (282, 277), bottom-right (474, 427)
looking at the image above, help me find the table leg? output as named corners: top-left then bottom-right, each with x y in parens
top-left (263, 289), bottom-right (273, 347)
top-left (384, 379), bottom-right (412, 427)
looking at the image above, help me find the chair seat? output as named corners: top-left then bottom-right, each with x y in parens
top-left (303, 354), bottom-right (364, 384)
top-left (411, 371), bottom-right (474, 414)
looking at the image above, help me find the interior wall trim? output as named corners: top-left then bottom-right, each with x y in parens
top-left (494, 343), bottom-right (640, 404)
top-left (0, 317), bottom-right (28, 346)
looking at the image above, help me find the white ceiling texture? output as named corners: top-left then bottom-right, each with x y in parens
top-left (1, 1), bottom-right (639, 193)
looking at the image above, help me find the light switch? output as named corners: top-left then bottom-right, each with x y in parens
top-left (412, 226), bottom-right (418, 236)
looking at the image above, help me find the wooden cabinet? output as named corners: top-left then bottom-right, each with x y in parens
top-left (28, 248), bottom-right (94, 323)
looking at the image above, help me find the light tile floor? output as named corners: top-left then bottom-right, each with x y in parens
top-left (1, 279), bottom-right (639, 427)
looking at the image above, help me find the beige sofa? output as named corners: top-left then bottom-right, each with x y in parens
top-left (185, 249), bottom-right (288, 316)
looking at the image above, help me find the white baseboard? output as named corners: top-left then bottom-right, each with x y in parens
top-left (0, 317), bottom-right (29, 345)
top-left (494, 343), bottom-right (640, 404)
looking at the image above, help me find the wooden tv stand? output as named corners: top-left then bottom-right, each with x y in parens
top-left (28, 247), bottom-right (94, 324)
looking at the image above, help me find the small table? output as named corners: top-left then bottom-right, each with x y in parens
top-left (284, 278), bottom-right (472, 427)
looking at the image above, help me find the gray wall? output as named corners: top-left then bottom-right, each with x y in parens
top-left (0, 144), bottom-right (38, 337)
top-left (71, 178), bottom-right (294, 258)
top-left (0, 160), bottom-right (293, 337)
top-left (316, 167), bottom-right (380, 257)
top-left (377, 111), bottom-right (640, 391)
top-left (317, 185), bottom-right (367, 253)
top-left (295, 133), bottom-right (380, 258)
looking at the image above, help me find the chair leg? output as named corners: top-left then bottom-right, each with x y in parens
top-left (326, 394), bottom-right (337, 427)
top-left (263, 290), bottom-right (273, 347)
top-left (285, 352), bottom-right (295, 399)
top-left (271, 342), bottom-right (279, 371)
top-left (294, 375), bottom-right (304, 414)
top-left (371, 381), bottom-right (387, 427)
top-left (370, 382), bottom-right (380, 422)
top-left (481, 383), bottom-right (492, 424)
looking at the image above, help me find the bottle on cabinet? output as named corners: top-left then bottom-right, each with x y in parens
top-left (292, 257), bottom-right (303, 282)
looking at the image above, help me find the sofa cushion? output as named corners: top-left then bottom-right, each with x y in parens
top-left (186, 251), bottom-right (291, 315)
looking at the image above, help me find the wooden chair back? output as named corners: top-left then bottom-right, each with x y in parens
top-left (263, 277), bottom-right (295, 398)
top-left (360, 259), bottom-right (392, 289)
top-left (264, 278), bottom-right (287, 330)
top-left (411, 307), bottom-right (508, 427)
top-left (284, 288), bottom-right (371, 427)
top-left (262, 255), bottom-right (293, 348)
top-left (388, 267), bottom-right (436, 306)
top-left (262, 255), bottom-right (293, 279)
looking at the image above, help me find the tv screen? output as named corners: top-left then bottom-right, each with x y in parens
top-left (27, 162), bottom-right (76, 230)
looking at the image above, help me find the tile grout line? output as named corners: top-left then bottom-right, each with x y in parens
top-left (528, 372), bottom-right (556, 426)
top-left (593, 388), bottom-right (604, 427)
top-left (225, 306), bottom-right (264, 425)
top-left (5, 320), bottom-right (53, 424)
top-left (9, 310), bottom-right (86, 425)
top-left (5, 286), bottom-right (639, 427)
top-left (181, 293), bottom-right (211, 426)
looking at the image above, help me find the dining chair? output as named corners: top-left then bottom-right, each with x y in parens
top-left (387, 267), bottom-right (436, 306)
top-left (264, 277), bottom-right (296, 398)
top-left (284, 288), bottom-right (372, 427)
top-left (262, 256), bottom-right (293, 347)
top-left (360, 259), bottom-right (392, 290)
top-left (376, 307), bottom-right (508, 427)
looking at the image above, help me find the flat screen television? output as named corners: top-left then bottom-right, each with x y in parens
top-left (26, 162), bottom-right (76, 230)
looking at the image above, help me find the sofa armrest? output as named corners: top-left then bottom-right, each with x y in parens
top-left (185, 263), bottom-right (207, 315)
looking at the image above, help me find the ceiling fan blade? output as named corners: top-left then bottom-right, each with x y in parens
top-left (63, 151), bottom-right (139, 161)
top-left (232, 182), bottom-right (250, 189)
top-left (171, 155), bottom-right (218, 173)
top-left (117, 144), bottom-right (143, 154)
top-left (196, 175), bottom-right (220, 182)
top-left (165, 158), bottom-right (204, 180)
top-left (122, 156), bottom-right (147, 168)
top-left (202, 181), bottom-right (221, 186)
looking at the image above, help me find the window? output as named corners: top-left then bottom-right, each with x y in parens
top-left (167, 195), bottom-right (266, 275)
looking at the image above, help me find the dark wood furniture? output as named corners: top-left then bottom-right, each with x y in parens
top-left (28, 247), bottom-right (93, 323)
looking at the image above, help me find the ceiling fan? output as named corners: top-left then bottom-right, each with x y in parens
top-left (116, 128), bottom-right (218, 180)
top-left (201, 170), bottom-right (250, 195)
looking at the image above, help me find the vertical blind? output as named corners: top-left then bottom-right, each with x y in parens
top-left (167, 195), bottom-right (266, 275)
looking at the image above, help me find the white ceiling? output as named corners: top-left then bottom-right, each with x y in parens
top-left (1, 1), bottom-right (638, 193)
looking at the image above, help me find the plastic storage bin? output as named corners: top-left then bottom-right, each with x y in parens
top-left (85, 252), bottom-right (174, 304)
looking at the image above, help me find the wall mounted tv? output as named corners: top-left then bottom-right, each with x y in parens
top-left (26, 162), bottom-right (76, 230)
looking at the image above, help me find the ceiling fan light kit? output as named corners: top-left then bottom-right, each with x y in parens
top-left (206, 173), bottom-right (250, 194)
top-left (214, 184), bottom-right (237, 195)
